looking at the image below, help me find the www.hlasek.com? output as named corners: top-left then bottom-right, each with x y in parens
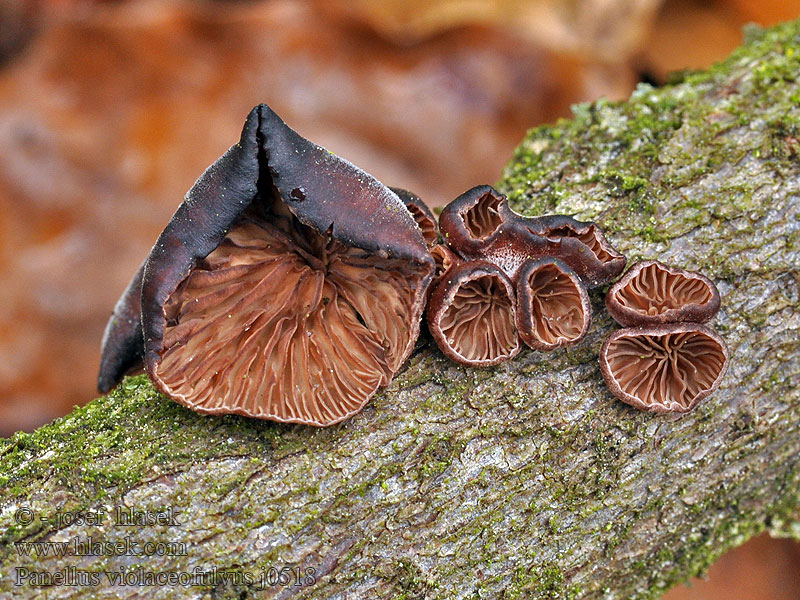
top-left (14, 535), bottom-right (188, 558)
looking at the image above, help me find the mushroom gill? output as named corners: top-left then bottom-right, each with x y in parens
top-left (428, 262), bottom-right (520, 366)
top-left (157, 202), bottom-right (425, 425)
top-left (431, 243), bottom-right (458, 278)
top-left (99, 104), bottom-right (434, 426)
top-left (543, 224), bottom-right (616, 265)
top-left (606, 261), bottom-right (720, 326)
top-left (516, 258), bottom-right (590, 351)
top-left (462, 191), bottom-right (503, 240)
top-left (600, 323), bottom-right (729, 413)
top-left (392, 188), bottom-right (439, 248)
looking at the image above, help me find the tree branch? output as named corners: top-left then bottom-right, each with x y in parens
top-left (2, 20), bottom-right (800, 600)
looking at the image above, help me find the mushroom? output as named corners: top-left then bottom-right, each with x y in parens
top-left (430, 243), bottom-right (458, 278)
top-left (516, 257), bottom-right (591, 351)
top-left (424, 184), bottom-right (625, 365)
top-left (99, 104), bottom-right (435, 426)
top-left (426, 260), bottom-right (520, 366)
top-left (599, 323), bottom-right (729, 413)
top-left (515, 214), bottom-right (627, 289)
top-left (438, 185), bottom-right (626, 287)
top-left (605, 260), bottom-right (721, 327)
top-left (392, 188), bottom-right (439, 248)
top-left (437, 185), bottom-right (507, 257)
top-left (97, 259), bottom-right (146, 392)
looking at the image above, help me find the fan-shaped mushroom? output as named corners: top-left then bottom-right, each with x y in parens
top-left (605, 260), bottom-right (721, 327)
top-left (599, 323), bottom-right (729, 413)
top-left (427, 260), bottom-right (520, 366)
top-left (516, 258), bottom-right (591, 351)
top-left (99, 104), bottom-right (435, 426)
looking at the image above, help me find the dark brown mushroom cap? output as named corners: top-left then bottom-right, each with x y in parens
top-left (438, 185), bottom-right (507, 255)
top-left (100, 104), bottom-right (434, 426)
top-left (427, 260), bottom-right (520, 366)
top-left (599, 322), bottom-right (729, 413)
top-left (437, 185), bottom-right (549, 281)
top-left (605, 260), bottom-right (721, 327)
top-left (97, 259), bottom-right (145, 393)
top-left (438, 185), bottom-right (626, 287)
top-left (257, 106), bottom-right (429, 262)
top-left (391, 187), bottom-right (439, 248)
top-left (511, 213), bottom-right (627, 288)
top-left (516, 258), bottom-right (591, 352)
top-left (99, 104), bottom-right (265, 393)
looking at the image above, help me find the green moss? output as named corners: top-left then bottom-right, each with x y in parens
top-left (504, 562), bottom-right (584, 600)
top-left (0, 374), bottom-right (304, 545)
top-left (380, 558), bottom-right (436, 599)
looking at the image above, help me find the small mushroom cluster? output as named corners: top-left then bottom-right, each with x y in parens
top-left (406, 185), bottom-right (627, 366)
top-left (405, 190), bottom-right (729, 415)
top-left (99, 104), bottom-right (729, 425)
top-left (600, 261), bottom-right (729, 413)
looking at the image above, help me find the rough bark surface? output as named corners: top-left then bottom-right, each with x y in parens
top-left (2, 21), bottom-right (800, 600)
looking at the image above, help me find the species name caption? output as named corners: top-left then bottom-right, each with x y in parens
top-left (9, 505), bottom-right (317, 589)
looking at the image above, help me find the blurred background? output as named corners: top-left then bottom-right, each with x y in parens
top-left (0, 0), bottom-right (798, 597)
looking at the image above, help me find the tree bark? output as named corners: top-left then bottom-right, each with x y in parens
top-left (2, 20), bottom-right (800, 600)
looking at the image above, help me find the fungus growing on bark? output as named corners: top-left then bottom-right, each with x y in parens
top-left (599, 323), bottom-right (729, 413)
top-left (99, 104), bottom-right (435, 426)
top-left (438, 185), bottom-right (626, 286)
top-left (516, 257), bottom-right (591, 351)
top-left (516, 214), bottom-right (627, 288)
top-left (605, 260), bottom-right (721, 327)
top-left (424, 184), bottom-right (627, 364)
top-left (392, 188), bottom-right (439, 248)
top-left (425, 184), bottom-right (627, 365)
top-left (427, 261), bottom-right (520, 366)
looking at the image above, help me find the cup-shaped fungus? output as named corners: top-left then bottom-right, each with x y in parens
top-left (427, 260), bottom-right (520, 366)
top-left (515, 214), bottom-right (627, 288)
top-left (438, 185), bottom-right (507, 257)
top-left (516, 258), bottom-right (591, 351)
top-left (605, 260), bottom-right (721, 327)
top-left (426, 184), bottom-right (626, 365)
top-left (599, 323), bottom-right (729, 413)
top-left (99, 104), bottom-right (435, 426)
top-left (438, 185), bottom-right (626, 287)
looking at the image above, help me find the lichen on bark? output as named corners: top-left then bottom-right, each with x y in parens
top-left (2, 19), bottom-right (800, 600)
